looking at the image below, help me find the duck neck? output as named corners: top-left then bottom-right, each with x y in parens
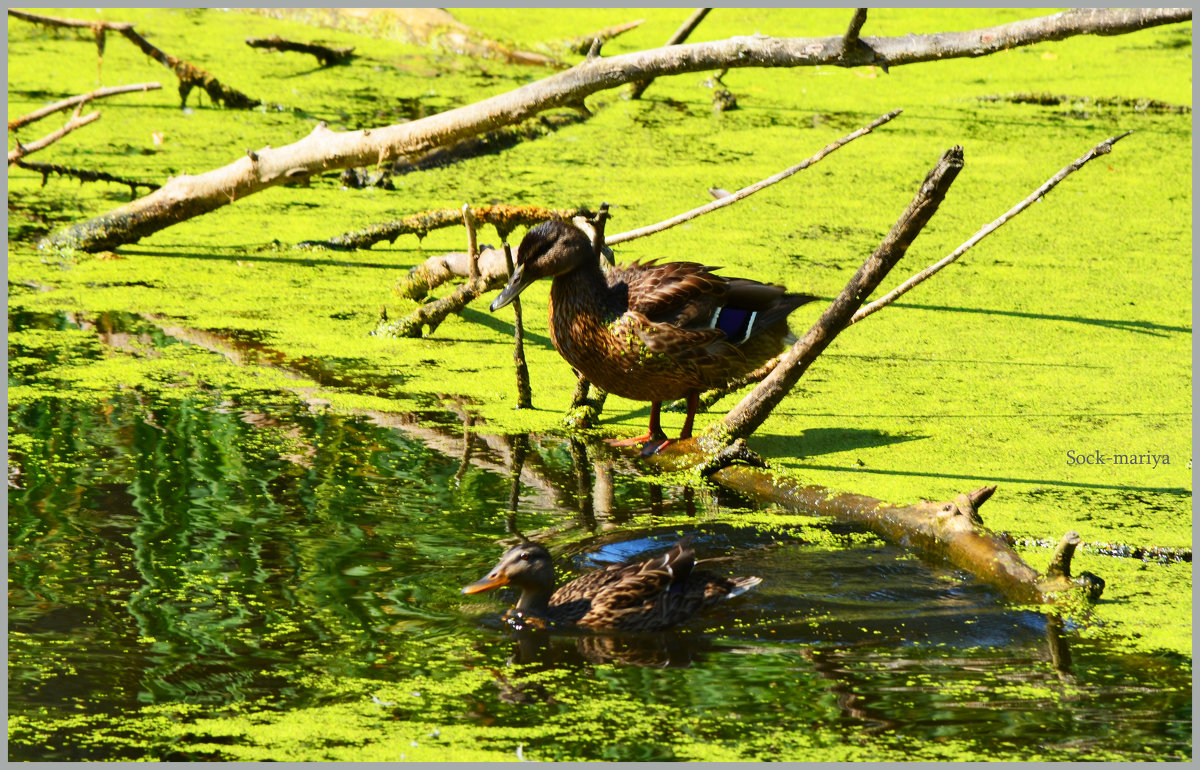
top-left (549, 258), bottom-right (611, 318)
top-left (516, 584), bottom-right (554, 616)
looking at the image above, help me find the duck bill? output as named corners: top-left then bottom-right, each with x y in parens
top-left (490, 264), bottom-right (530, 312)
top-left (462, 571), bottom-right (510, 595)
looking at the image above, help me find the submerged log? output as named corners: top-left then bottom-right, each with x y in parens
top-left (644, 440), bottom-right (1105, 605)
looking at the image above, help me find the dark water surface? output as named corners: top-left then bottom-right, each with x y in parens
top-left (7, 312), bottom-right (1191, 761)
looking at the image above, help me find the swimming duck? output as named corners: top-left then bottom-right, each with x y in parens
top-left (490, 220), bottom-right (816, 453)
top-left (461, 536), bottom-right (761, 632)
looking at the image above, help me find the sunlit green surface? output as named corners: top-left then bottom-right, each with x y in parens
top-left (8, 7), bottom-right (1192, 761)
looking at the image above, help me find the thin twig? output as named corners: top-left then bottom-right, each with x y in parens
top-left (8, 82), bottom-right (161, 131)
top-left (850, 130), bottom-right (1134, 325)
top-left (8, 111), bottom-right (101, 164)
top-left (629, 8), bottom-right (712, 98)
top-left (564, 19), bottom-right (645, 56)
top-left (462, 203), bottom-right (480, 281)
top-left (607, 108), bottom-right (901, 244)
top-left (503, 242), bottom-right (533, 408)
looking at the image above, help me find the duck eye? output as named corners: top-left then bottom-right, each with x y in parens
top-left (518, 552), bottom-right (529, 561)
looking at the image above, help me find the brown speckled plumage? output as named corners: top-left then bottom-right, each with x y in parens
top-left (490, 220), bottom-right (816, 450)
top-left (462, 536), bottom-right (761, 632)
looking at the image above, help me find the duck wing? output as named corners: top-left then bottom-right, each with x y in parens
top-left (613, 260), bottom-right (729, 328)
top-left (612, 260), bottom-right (815, 342)
top-left (575, 537), bottom-right (698, 628)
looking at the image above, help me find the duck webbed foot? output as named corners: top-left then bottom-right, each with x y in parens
top-left (604, 433), bottom-right (673, 456)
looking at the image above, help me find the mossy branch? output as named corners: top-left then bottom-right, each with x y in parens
top-left (245, 35), bottom-right (355, 66)
top-left (643, 447), bottom-right (1104, 606)
top-left (311, 204), bottom-right (587, 256)
top-left (35, 7), bottom-right (1189, 252)
top-left (8, 9), bottom-right (259, 109)
top-left (13, 159), bottom-right (160, 198)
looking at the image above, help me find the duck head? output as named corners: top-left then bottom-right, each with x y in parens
top-left (490, 220), bottom-right (593, 311)
top-left (462, 541), bottom-right (556, 602)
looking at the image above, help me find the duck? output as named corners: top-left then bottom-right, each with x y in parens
top-left (490, 219), bottom-right (816, 454)
top-left (461, 536), bottom-right (761, 632)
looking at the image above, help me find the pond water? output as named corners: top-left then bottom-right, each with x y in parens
top-left (7, 311), bottom-right (1191, 761)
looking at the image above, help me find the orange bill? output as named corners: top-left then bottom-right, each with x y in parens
top-left (461, 572), bottom-right (509, 594)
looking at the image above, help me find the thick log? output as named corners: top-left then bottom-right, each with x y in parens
top-left (643, 440), bottom-right (1104, 605)
top-left (37, 8), bottom-right (1190, 252)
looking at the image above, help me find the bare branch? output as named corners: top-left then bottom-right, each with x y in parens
top-left (608, 108), bottom-right (901, 244)
top-left (8, 111), bottom-right (101, 164)
top-left (462, 204), bottom-right (480, 281)
top-left (37, 8), bottom-right (1189, 252)
top-left (716, 146), bottom-right (965, 441)
top-left (503, 242), bottom-right (534, 408)
top-left (628, 8), bottom-right (711, 99)
top-left (850, 131), bottom-right (1134, 325)
top-left (8, 83), bottom-right (161, 131)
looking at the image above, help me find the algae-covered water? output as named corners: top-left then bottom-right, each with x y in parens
top-left (8, 7), bottom-right (1192, 762)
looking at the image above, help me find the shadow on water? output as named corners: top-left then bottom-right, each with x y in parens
top-left (7, 310), bottom-right (1191, 761)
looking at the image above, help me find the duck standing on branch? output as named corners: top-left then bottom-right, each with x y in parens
top-left (490, 219), bottom-right (817, 454)
top-left (462, 536), bottom-right (762, 632)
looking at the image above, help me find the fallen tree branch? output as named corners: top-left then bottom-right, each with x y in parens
top-left (713, 146), bottom-right (964, 443)
top-left (628, 8), bottom-right (710, 99)
top-left (12, 159), bottom-right (160, 197)
top-left (8, 110), bottom-right (100, 164)
top-left (38, 7), bottom-right (1188, 253)
top-left (8, 9), bottom-right (260, 109)
top-left (850, 130), bottom-right (1135, 325)
top-left (245, 35), bottom-right (355, 66)
top-left (8, 82), bottom-right (161, 131)
top-left (608, 108), bottom-right (900, 245)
